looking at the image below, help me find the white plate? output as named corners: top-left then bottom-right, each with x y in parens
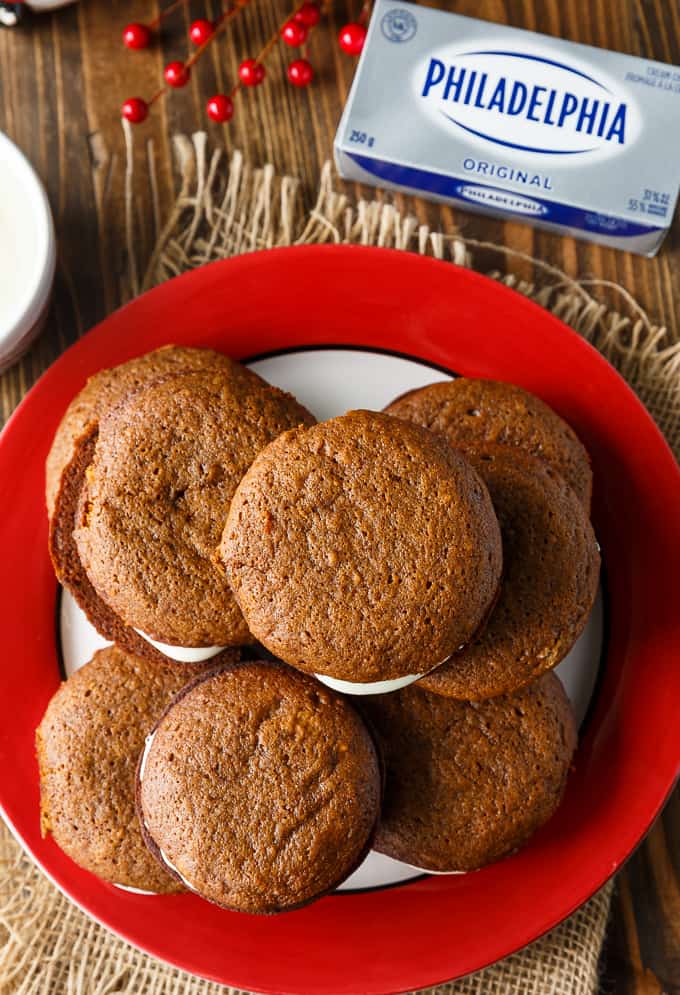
top-left (59, 347), bottom-right (604, 892)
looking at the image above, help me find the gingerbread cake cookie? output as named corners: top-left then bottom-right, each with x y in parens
top-left (73, 368), bottom-right (314, 655)
top-left (137, 661), bottom-right (382, 913)
top-left (219, 410), bottom-right (502, 692)
top-left (50, 424), bottom-right (242, 665)
top-left (45, 346), bottom-right (242, 518)
top-left (36, 645), bottom-right (208, 893)
top-left (385, 378), bottom-right (592, 510)
top-left (419, 447), bottom-right (600, 700)
top-left (361, 674), bottom-right (577, 872)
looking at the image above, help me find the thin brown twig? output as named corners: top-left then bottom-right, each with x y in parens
top-left (142, 1), bottom-right (247, 109)
top-left (357, 0), bottom-right (371, 24)
top-left (184, 2), bottom-right (244, 71)
top-left (228, 0), bottom-right (309, 98)
top-left (148, 88), bottom-right (166, 107)
top-left (137, 0), bottom-right (316, 115)
top-left (148, 0), bottom-right (190, 30)
top-left (254, 0), bottom-right (308, 63)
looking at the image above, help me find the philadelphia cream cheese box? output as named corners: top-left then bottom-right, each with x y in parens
top-left (334, 0), bottom-right (680, 255)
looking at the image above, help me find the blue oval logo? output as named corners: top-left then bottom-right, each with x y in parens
top-left (457, 184), bottom-right (548, 215)
top-left (415, 46), bottom-right (640, 158)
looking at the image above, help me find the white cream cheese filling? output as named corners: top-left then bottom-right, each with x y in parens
top-left (112, 882), bottom-right (157, 895)
top-left (138, 730), bottom-right (199, 892)
top-left (134, 629), bottom-right (226, 664)
top-left (105, 737), bottom-right (161, 895)
top-left (157, 847), bottom-right (198, 893)
top-left (314, 653), bottom-right (455, 696)
top-left (314, 672), bottom-right (428, 695)
top-left (405, 863), bottom-right (467, 876)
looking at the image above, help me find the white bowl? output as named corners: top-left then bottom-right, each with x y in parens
top-left (0, 131), bottom-right (56, 373)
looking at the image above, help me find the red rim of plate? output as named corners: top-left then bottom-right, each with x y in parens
top-left (0, 246), bottom-right (678, 995)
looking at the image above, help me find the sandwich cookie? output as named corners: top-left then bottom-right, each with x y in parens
top-left (137, 661), bottom-right (382, 913)
top-left (48, 347), bottom-right (266, 664)
top-left (219, 410), bottom-right (503, 694)
top-left (35, 645), bottom-right (209, 893)
top-left (419, 447), bottom-right (600, 700)
top-left (45, 346), bottom-right (241, 518)
top-left (360, 674), bottom-right (577, 872)
top-left (50, 424), bottom-right (241, 666)
top-left (72, 368), bottom-right (315, 656)
top-left (385, 378), bottom-right (593, 510)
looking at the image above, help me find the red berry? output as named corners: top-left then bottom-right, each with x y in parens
top-left (121, 98), bottom-right (149, 124)
top-left (238, 59), bottom-right (266, 86)
top-left (281, 20), bottom-right (308, 46)
top-left (189, 18), bottom-right (214, 45)
top-left (206, 94), bottom-right (234, 123)
top-left (122, 23), bottom-right (151, 50)
top-left (339, 22), bottom-right (367, 55)
top-left (164, 61), bottom-right (191, 88)
top-left (294, 2), bottom-right (320, 27)
top-left (287, 58), bottom-right (314, 87)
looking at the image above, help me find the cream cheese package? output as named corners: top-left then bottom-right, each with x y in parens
top-left (334, 0), bottom-right (680, 255)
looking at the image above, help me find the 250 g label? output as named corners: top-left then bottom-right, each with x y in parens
top-left (349, 130), bottom-right (375, 148)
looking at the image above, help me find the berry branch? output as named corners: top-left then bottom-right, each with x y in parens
top-left (121, 0), bottom-right (369, 125)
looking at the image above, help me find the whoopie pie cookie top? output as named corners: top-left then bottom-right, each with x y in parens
top-left (137, 660), bottom-right (382, 913)
top-left (360, 672), bottom-right (577, 872)
top-left (49, 423), bottom-right (242, 666)
top-left (45, 346), bottom-right (242, 518)
top-left (36, 645), bottom-right (209, 893)
top-left (219, 410), bottom-right (503, 688)
top-left (419, 446), bottom-right (600, 700)
top-left (384, 378), bottom-right (593, 510)
top-left (74, 368), bottom-right (315, 649)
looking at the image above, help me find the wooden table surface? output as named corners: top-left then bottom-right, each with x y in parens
top-left (1, 1), bottom-right (678, 992)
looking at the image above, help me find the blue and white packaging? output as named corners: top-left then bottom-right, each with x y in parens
top-left (334, 1), bottom-right (680, 255)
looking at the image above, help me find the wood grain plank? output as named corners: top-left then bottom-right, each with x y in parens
top-left (604, 871), bottom-right (665, 995)
top-left (0, 5), bottom-right (678, 994)
top-left (604, 817), bottom-right (680, 995)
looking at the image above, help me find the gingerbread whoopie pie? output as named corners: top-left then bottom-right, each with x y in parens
top-left (47, 347), bottom-right (267, 665)
top-left (36, 645), bottom-right (210, 893)
top-left (419, 446), bottom-right (600, 701)
top-left (68, 366), bottom-right (314, 661)
top-left (360, 673), bottom-right (577, 872)
top-left (137, 661), bottom-right (382, 914)
top-left (385, 378), bottom-right (593, 510)
top-left (50, 423), bottom-right (240, 667)
top-left (219, 410), bottom-right (503, 693)
top-left (45, 346), bottom-right (241, 519)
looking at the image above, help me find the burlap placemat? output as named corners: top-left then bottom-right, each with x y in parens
top-left (1, 131), bottom-right (678, 995)
top-left (135, 134), bottom-right (679, 456)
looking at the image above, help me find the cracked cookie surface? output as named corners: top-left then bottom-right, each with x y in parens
top-left (137, 660), bottom-right (381, 913)
top-left (385, 378), bottom-right (593, 511)
top-left (36, 645), bottom-right (209, 893)
top-left (360, 673), bottom-right (577, 872)
top-left (419, 447), bottom-right (600, 700)
top-left (45, 346), bottom-right (242, 518)
top-left (74, 368), bottom-right (314, 647)
top-left (220, 410), bottom-right (503, 683)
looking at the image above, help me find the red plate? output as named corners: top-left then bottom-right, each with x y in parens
top-left (0, 246), bottom-right (678, 994)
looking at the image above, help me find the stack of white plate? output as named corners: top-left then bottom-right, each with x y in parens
top-left (0, 131), bottom-right (55, 373)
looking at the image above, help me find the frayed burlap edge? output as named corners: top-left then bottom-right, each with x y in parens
top-left (2, 127), bottom-right (674, 995)
top-left (0, 822), bottom-right (613, 995)
top-left (133, 129), bottom-right (679, 454)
